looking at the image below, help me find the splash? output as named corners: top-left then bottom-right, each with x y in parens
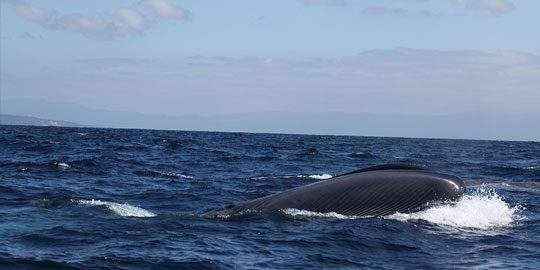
top-left (388, 186), bottom-right (523, 230)
top-left (134, 170), bottom-right (194, 179)
top-left (281, 208), bottom-right (356, 219)
top-left (283, 174), bottom-right (333, 180)
top-left (308, 174), bottom-right (333, 180)
top-left (159, 172), bottom-right (193, 179)
top-left (281, 186), bottom-right (523, 230)
top-left (74, 199), bottom-right (156, 217)
top-left (54, 162), bottom-right (70, 169)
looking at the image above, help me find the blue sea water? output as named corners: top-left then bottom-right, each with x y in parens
top-left (0, 125), bottom-right (539, 269)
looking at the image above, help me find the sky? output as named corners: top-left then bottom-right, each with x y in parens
top-left (0, 0), bottom-right (539, 137)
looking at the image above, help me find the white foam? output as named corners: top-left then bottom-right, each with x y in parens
top-left (283, 174), bottom-right (333, 180)
top-left (160, 172), bottom-right (193, 179)
top-left (75, 199), bottom-right (156, 217)
top-left (282, 187), bottom-right (523, 230)
top-left (387, 187), bottom-right (523, 230)
top-left (54, 162), bottom-right (70, 169)
top-left (281, 208), bottom-right (356, 219)
top-left (308, 174), bottom-right (333, 180)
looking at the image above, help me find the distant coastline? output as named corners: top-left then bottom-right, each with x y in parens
top-left (2, 98), bottom-right (539, 142)
top-left (0, 114), bottom-right (85, 128)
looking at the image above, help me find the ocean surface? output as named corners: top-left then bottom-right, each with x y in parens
top-left (1, 125), bottom-right (539, 269)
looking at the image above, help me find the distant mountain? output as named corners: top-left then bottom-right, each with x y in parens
top-left (0, 114), bottom-right (85, 127)
top-left (2, 98), bottom-right (539, 141)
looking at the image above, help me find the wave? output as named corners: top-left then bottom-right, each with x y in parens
top-left (53, 162), bottom-right (70, 169)
top-left (2, 161), bottom-right (73, 172)
top-left (74, 199), bottom-right (156, 217)
top-left (250, 176), bottom-right (268, 180)
top-left (165, 140), bottom-right (183, 150)
top-left (209, 209), bottom-right (258, 219)
top-left (134, 170), bottom-right (194, 179)
top-left (465, 180), bottom-right (540, 190)
top-left (281, 209), bottom-right (356, 219)
top-left (296, 147), bottom-right (320, 156)
top-left (387, 186), bottom-right (523, 230)
top-left (279, 186), bottom-right (523, 230)
top-left (348, 151), bottom-right (376, 158)
top-left (283, 174), bottom-right (333, 180)
top-left (308, 174), bottom-right (333, 180)
top-left (252, 174), bottom-right (333, 180)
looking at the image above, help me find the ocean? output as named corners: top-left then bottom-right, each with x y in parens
top-left (1, 125), bottom-right (539, 269)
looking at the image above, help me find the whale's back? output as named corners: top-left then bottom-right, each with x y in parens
top-left (204, 165), bottom-right (465, 217)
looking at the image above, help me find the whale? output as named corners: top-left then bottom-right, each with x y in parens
top-left (203, 164), bottom-right (465, 218)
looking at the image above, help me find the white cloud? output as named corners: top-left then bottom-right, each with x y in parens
top-left (140, 0), bottom-right (189, 20)
top-left (297, 0), bottom-right (346, 6)
top-left (37, 49), bottom-right (536, 117)
top-left (10, 0), bottom-right (189, 39)
top-left (4, 49), bottom-right (539, 137)
top-left (13, 1), bottom-right (148, 39)
top-left (14, 1), bottom-right (52, 22)
top-left (116, 8), bottom-right (147, 33)
top-left (448, 0), bottom-right (514, 14)
top-left (58, 15), bottom-right (110, 38)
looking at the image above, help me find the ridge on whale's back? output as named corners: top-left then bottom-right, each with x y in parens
top-left (333, 163), bottom-right (431, 178)
top-left (204, 164), bottom-right (465, 218)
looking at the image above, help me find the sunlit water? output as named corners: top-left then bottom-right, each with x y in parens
top-left (1, 126), bottom-right (539, 269)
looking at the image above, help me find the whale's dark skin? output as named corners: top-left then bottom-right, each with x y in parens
top-left (203, 164), bottom-right (465, 217)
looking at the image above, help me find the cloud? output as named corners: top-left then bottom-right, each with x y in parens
top-left (13, 1), bottom-right (148, 39)
top-left (360, 7), bottom-right (405, 16)
top-left (358, 0), bottom-right (515, 17)
top-left (448, 0), bottom-right (514, 14)
top-left (139, 0), bottom-right (190, 20)
top-left (26, 48), bottom-right (535, 117)
top-left (14, 1), bottom-right (52, 22)
top-left (3, 49), bottom-right (539, 134)
top-left (297, 0), bottom-right (346, 6)
top-left (10, 0), bottom-right (189, 39)
top-left (116, 8), bottom-right (147, 33)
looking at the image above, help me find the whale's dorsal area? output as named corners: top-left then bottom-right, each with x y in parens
top-left (333, 163), bottom-right (430, 178)
top-left (204, 164), bottom-right (465, 218)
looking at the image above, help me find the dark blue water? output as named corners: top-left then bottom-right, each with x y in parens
top-left (1, 125), bottom-right (539, 269)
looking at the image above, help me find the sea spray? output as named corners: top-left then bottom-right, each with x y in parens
top-left (75, 199), bottom-right (156, 218)
top-left (388, 185), bottom-right (523, 229)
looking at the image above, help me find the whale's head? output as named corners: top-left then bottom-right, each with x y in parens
top-left (434, 173), bottom-right (466, 201)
